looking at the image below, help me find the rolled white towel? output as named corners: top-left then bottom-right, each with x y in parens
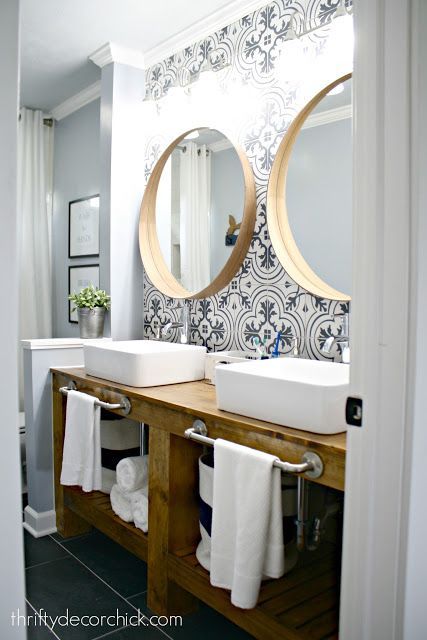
top-left (116, 455), bottom-right (149, 493)
top-left (101, 467), bottom-right (116, 495)
top-left (131, 488), bottom-right (149, 533)
top-left (110, 484), bottom-right (133, 523)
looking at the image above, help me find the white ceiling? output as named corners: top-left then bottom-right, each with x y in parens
top-left (20, 0), bottom-right (256, 112)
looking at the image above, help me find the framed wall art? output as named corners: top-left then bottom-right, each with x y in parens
top-left (69, 194), bottom-right (100, 258)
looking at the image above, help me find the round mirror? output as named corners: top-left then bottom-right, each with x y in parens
top-left (139, 127), bottom-right (256, 299)
top-left (267, 74), bottom-right (352, 301)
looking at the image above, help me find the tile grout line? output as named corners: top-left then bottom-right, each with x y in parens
top-left (51, 536), bottom-right (139, 609)
top-left (26, 598), bottom-right (62, 640)
top-left (91, 623), bottom-right (134, 640)
top-left (124, 589), bottom-right (147, 601)
top-left (50, 536), bottom-right (174, 640)
top-left (25, 556), bottom-right (71, 572)
top-left (49, 531), bottom-right (94, 545)
top-left (25, 555), bottom-right (73, 572)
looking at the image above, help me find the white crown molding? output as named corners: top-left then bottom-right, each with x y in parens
top-left (209, 138), bottom-right (233, 153)
top-left (144, 0), bottom-right (269, 68)
top-left (89, 42), bottom-right (145, 70)
top-left (303, 104), bottom-right (352, 129)
top-left (50, 1), bottom-right (274, 120)
top-left (51, 81), bottom-right (101, 121)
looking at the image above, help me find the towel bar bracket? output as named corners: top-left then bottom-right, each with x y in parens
top-left (59, 381), bottom-right (132, 415)
top-left (184, 421), bottom-right (324, 479)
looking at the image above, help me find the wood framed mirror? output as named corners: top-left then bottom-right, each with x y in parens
top-left (267, 73), bottom-right (352, 301)
top-left (139, 127), bottom-right (256, 299)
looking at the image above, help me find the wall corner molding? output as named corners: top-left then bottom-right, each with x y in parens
top-left (89, 42), bottom-right (145, 70)
top-left (303, 104), bottom-right (352, 130)
top-left (51, 81), bottom-right (101, 121)
top-left (144, 0), bottom-right (269, 67)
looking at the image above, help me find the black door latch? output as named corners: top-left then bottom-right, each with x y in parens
top-left (346, 397), bottom-right (363, 427)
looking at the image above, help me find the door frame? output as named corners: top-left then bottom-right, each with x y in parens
top-left (340, 0), bottom-right (424, 637)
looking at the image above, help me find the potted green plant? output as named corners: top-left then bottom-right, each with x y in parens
top-left (69, 285), bottom-right (111, 339)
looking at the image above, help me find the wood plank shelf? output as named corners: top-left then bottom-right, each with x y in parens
top-left (168, 545), bottom-right (340, 640)
top-left (63, 486), bottom-right (148, 562)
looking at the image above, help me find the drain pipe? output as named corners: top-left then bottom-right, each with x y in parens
top-left (296, 477), bottom-right (309, 551)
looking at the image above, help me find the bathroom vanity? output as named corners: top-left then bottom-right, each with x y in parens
top-left (51, 366), bottom-right (345, 640)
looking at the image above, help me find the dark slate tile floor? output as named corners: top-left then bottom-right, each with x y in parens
top-left (24, 529), bottom-right (254, 640)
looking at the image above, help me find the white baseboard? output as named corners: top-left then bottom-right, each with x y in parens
top-left (23, 506), bottom-right (57, 538)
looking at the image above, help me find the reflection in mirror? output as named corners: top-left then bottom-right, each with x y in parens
top-left (155, 128), bottom-right (245, 293)
top-left (286, 78), bottom-right (352, 295)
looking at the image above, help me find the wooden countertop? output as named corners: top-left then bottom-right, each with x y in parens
top-left (51, 367), bottom-right (346, 454)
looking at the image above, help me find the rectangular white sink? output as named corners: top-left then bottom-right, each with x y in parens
top-left (84, 340), bottom-right (206, 387)
top-left (215, 357), bottom-right (349, 434)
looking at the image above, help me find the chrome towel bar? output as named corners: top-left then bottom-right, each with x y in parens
top-left (59, 381), bottom-right (132, 415)
top-left (184, 419), bottom-right (323, 479)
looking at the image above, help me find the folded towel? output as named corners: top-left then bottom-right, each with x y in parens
top-left (60, 390), bottom-right (102, 492)
top-left (101, 467), bottom-right (116, 495)
top-left (110, 484), bottom-right (133, 522)
top-left (210, 439), bottom-right (284, 609)
top-left (116, 455), bottom-right (149, 493)
top-left (131, 487), bottom-right (149, 533)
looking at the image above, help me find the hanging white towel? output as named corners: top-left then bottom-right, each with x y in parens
top-left (60, 390), bottom-right (102, 492)
top-left (210, 439), bottom-right (285, 609)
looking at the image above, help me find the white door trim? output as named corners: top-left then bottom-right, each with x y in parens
top-left (340, 0), bottom-right (417, 638)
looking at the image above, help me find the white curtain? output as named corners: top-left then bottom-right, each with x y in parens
top-left (179, 142), bottom-right (211, 292)
top-left (18, 108), bottom-right (53, 403)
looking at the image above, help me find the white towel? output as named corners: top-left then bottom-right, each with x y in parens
top-left (210, 439), bottom-right (285, 609)
top-left (116, 455), bottom-right (149, 493)
top-left (60, 390), bottom-right (102, 492)
top-left (130, 487), bottom-right (149, 533)
top-left (101, 467), bottom-right (116, 495)
top-left (110, 484), bottom-right (133, 522)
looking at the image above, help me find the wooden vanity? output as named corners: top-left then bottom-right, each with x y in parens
top-left (51, 366), bottom-right (346, 640)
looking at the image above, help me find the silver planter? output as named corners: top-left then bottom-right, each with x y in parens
top-left (77, 307), bottom-right (106, 339)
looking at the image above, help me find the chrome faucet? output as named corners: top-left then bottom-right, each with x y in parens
top-left (154, 301), bottom-right (191, 344)
top-left (321, 312), bottom-right (350, 364)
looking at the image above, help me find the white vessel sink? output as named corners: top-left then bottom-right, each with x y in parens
top-left (215, 357), bottom-right (349, 434)
top-left (84, 340), bottom-right (207, 387)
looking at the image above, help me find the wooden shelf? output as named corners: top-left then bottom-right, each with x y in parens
top-left (168, 544), bottom-right (340, 640)
top-left (64, 487), bottom-right (148, 562)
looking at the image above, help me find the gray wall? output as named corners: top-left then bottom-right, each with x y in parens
top-left (0, 0), bottom-right (27, 634)
top-left (52, 99), bottom-right (100, 337)
top-left (287, 117), bottom-right (352, 295)
top-left (210, 148), bottom-right (245, 280)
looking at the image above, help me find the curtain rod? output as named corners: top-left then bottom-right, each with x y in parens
top-left (178, 145), bottom-right (210, 156)
top-left (18, 113), bottom-right (54, 127)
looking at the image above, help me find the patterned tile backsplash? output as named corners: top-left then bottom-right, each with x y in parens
top-left (142, 0), bottom-right (351, 361)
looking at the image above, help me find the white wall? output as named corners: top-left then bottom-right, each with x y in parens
top-left (52, 99), bottom-right (100, 338)
top-left (402, 1), bottom-right (427, 637)
top-left (0, 0), bottom-right (27, 636)
top-left (100, 62), bottom-right (145, 340)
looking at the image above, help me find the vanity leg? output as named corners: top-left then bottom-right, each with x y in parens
top-left (52, 385), bottom-right (92, 538)
top-left (148, 428), bottom-right (199, 615)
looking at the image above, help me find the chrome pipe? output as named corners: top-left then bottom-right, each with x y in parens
top-left (296, 476), bottom-right (309, 551)
top-left (59, 383), bottom-right (131, 415)
top-left (184, 422), bottom-right (324, 478)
